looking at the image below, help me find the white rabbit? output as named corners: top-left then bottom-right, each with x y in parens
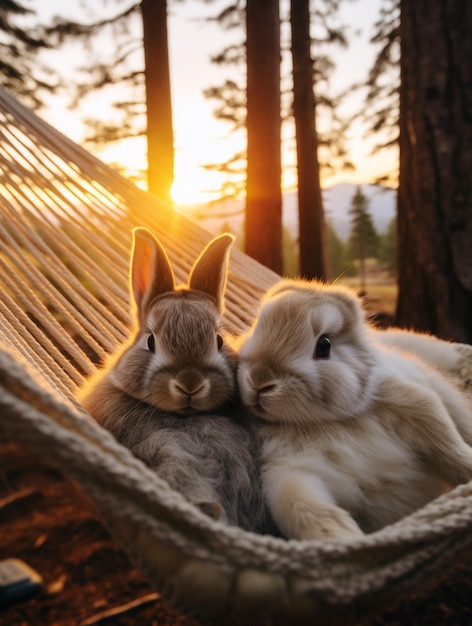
top-left (376, 327), bottom-right (472, 390)
top-left (237, 279), bottom-right (472, 541)
top-left (79, 228), bottom-right (275, 535)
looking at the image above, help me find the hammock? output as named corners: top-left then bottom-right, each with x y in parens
top-left (1, 84), bottom-right (472, 623)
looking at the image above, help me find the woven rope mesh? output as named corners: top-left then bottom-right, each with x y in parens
top-left (0, 87), bottom-right (280, 396)
top-left (1, 85), bottom-right (472, 620)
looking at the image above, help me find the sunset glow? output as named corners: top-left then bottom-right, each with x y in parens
top-left (39, 0), bottom-right (397, 210)
top-left (170, 162), bottom-right (219, 206)
top-left (90, 108), bottom-right (396, 208)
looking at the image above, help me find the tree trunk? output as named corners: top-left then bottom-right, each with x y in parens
top-left (245, 0), bottom-right (283, 274)
top-left (396, 0), bottom-right (472, 342)
top-left (290, 0), bottom-right (328, 280)
top-left (141, 0), bottom-right (174, 202)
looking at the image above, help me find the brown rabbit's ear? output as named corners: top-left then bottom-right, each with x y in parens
top-left (130, 228), bottom-right (175, 313)
top-left (188, 233), bottom-right (234, 312)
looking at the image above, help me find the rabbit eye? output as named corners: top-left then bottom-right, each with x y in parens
top-left (147, 333), bottom-right (155, 353)
top-left (217, 334), bottom-right (224, 350)
top-left (315, 334), bottom-right (331, 358)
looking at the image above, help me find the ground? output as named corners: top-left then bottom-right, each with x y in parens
top-left (0, 437), bottom-right (197, 626)
top-left (2, 434), bottom-right (472, 626)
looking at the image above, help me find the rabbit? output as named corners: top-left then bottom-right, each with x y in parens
top-left (376, 327), bottom-right (472, 387)
top-left (78, 227), bottom-right (274, 535)
top-left (237, 278), bottom-right (472, 541)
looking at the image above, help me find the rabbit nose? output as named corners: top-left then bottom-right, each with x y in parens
top-left (170, 374), bottom-right (209, 399)
top-left (244, 370), bottom-right (278, 404)
top-left (256, 381), bottom-right (277, 401)
top-left (246, 366), bottom-right (277, 394)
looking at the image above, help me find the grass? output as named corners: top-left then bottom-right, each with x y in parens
top-left (339, 277), bottom-right (398, 317)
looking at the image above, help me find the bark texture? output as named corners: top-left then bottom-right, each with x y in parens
top-left (245, 0), bottom-right (283, 274)
top-left (397, 0), bottom-right (472, 342)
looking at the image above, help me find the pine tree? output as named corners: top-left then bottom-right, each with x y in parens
top-left (327, 222), bottom-right (352, 279)
top-left (203, 0), bottom-right (353, 275)
top-left (290, 0), bottom-right (328, 280)
top-left (141, 0), bottom-right (174, 201)
top-left (348, 186), bottom-right (379, 291)
top-left (378, 217), bottom-right (397, 276)
top-left (245, 0), bottom-right (283, 273)
top-left (46, 1), bottom-right (174, 201)
top-left (0, 0), bottom-right (57, 108)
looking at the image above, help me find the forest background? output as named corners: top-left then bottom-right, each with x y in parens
top-left (2, 0), bottom-right (471, 342)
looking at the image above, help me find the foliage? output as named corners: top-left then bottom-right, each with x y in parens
top-left (202, 0), bottom-right (354, 202)
top-left (326, 221), bottom-right (355, 279)
top-left (377, 217), bottom-right (397, 276)
top-left (44, 1), bottom-right (145, 149)
top-left (0, 0), bottom-right (57, 108)
top-left (203, 78), bottom-right (246, 199)
top-left (41, 0), bottom-right (178, 198)
top-left (308, 0), bottom-right (354, 176)
top-left (201, 2), bottom-right (245, 201)
top-left (362, 0), bottom-right (400, 185)
top-left (348, 186), bottom-right (379, 261)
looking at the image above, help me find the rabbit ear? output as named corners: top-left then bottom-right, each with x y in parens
top-left (130, 228), bottom-right (175, 313)
top-left (188, 233), bottom-right (234, 312)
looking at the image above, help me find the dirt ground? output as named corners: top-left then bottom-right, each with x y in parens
top-left (2, 434), bottom-right (472, 626)
top-left (0, 437), bottom-right (198, 626)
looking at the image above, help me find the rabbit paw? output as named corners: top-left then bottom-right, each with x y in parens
top-left (299, 506), bottom-right (364, 541)
top-left (271, 477), bottom-right (364, 541)
top-left (195, 501), bottom-right (225, 521)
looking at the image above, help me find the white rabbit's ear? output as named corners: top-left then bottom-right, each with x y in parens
top-left (188, 233), bottom-right (234, 312)
top-left (130, 228), bottom-right (175, 313)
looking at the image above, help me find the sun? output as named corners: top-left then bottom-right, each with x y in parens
top-left (170, 154), bottom-right (226, 207)
top-left (170, 168), bottom-right (209, 206)
top-left (96, 135), bottom-right (227, 207)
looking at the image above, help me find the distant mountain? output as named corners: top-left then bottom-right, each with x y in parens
top-left (183, 182), bottom-right (396, 241)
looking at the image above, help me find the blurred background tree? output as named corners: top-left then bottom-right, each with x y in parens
top-left (1, 0), bottom-right (471, 340)
top-left (204, 0), bottom-right (352, 277)
top-left (245, 0), bottom-right (283, 273)
top-left (44, 0), bottom-right (175, 201)
top-left (361, 0), bottom-right (472, 341)
top-left (291, 0), bottom-right (327, 280)
top-left (327, 221), bottom-right (352, 279)
top-left (141, 0), bottom-right (174, 202)
top-left (362, 0), bottom-right (399, 186)
top-left (377, 217), bottom-right (396, 277)
top-left (347, 186), bottom-right (379, 291)
top-left (0, 0), bottom-right (57, 108)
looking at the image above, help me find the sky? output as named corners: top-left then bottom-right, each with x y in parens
top-left (32, 0), bottom-right (395, 206)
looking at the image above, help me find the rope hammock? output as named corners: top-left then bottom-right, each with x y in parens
top-left (1, 84), bottom-right (472, 623)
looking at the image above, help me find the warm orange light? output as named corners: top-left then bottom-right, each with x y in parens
top-left (170, 163), bottom-right (213, 206)
top-left (71, 94), bottom-right (398, 208)
top-left (96, 135), bottom-right (148, 188)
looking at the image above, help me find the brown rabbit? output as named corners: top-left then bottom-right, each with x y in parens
top-left (78, 228), bottom-right (275, 534)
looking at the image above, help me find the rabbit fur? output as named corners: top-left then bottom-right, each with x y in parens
top-left (237, 279), bottom-right (472, 541)
top-left (376, 327), bottom-right (472, 383)
top-left (79, 228), bottom-right (274, 534)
